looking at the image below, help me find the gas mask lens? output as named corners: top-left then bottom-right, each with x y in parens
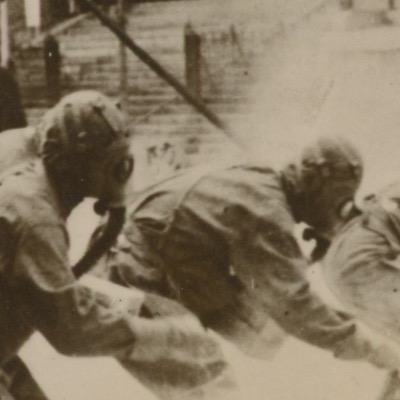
top-left (113, 155), bottom-right (134, 183)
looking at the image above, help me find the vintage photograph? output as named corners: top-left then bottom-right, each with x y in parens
top-left (1, 0), bottom-right (400, 399)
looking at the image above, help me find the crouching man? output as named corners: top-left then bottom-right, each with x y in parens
top-left (0, 91), bottom-right (226, 399)
top-left (323, 180), bottom-right (400, 342)
top-left (322, 181), bottom-right (400, 398)
top-left (92, 135), bottom-right (400, 398)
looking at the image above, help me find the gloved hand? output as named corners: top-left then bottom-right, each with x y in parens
top-left (129, 313), bottom-right (223, 362)
top-left (123, 311), bottom-right (227, 388)
top-left (366, 344), bottom-right (400, 371)
top-left (80, 277), bottom-right (227, 389)
top-left (334, 327), bottom-right (400, 371)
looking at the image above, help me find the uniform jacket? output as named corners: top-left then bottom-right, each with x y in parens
top-left (105, 163), bottom-right (358, 352)
top-left (0, 160), bottom-right (139, 365)
top-left (0, 138), bottom-right (230, 399)
top-left (323, 181), bottom-right (400, 343)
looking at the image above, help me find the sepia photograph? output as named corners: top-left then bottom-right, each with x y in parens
top-left (1, 0), bottom-right (400, 399)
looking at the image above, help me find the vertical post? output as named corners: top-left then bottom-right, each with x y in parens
top-left (184, 23), bottom-right (201, 99)
top-left (389, 0), bottom-right (395, 10)
top-left (340, 0), bottom-right (353, 10)
top-left (44, 35), bottom-right (61, 105)
top-left (118, 0), bottom-right (128, 110)
top-left (69, 0), bottom-right (77, 15)
top-left (0, 0), bottom-right (10, 67)
top-left (24, 0), bottom-right (41, 38)
top-left (230, 25), bottom-right (245, 63)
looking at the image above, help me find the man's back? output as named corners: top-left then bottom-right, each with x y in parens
top-left (111, 164), bottom-right (292, 314)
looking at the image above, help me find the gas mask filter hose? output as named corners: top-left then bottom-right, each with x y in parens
top-left (72, 206), bottom-right (126, 278)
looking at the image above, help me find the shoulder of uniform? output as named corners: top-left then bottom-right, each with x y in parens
top-left (205, 163), bottom-right (284, 201)
top-left (195, 164), bottom-right (294, 225)
top-left (0, 161), bottom-right (61, 228)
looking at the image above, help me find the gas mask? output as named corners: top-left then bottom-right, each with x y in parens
top-left (282, 135), bottom-right (364, 243)
top-left (38, 90), bottom-right (134, 276)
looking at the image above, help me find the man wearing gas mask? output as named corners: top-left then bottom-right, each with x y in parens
top-left (323, 181), bottom-right (400, 355)
top-left (91, 135), bottom-right (400, 398)
top-left (321, 181), bottom-right (400, 399)
top-left (0, 90), bottom-right (226, 399)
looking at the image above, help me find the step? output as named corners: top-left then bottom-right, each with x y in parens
top-left (125, 101), bottom-right (250, 116)
top-left (61, 40), bottom-right (183, 56)
top-left (62, 52), bottom-right (184, 70)
top-left (61, 60), bottom-right (184, 76)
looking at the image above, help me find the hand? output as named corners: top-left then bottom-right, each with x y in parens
top-left (130, 314), bottom-right (223, 363)
top-left (125, 314), bottom-right (227, 387)
top-left (334, 331), bottom-right (371, 361)
top-left (334, 328), bottom-right (400, 371)
top-left (367, 344), bottom-right (400, 371)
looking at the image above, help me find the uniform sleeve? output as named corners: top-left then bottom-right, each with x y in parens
top-left (13, 222), bottom-right (138, 358)
top-left (228, 201), bottom-right (359, 353)
top-left (7, 214), bottom-right (226, 387)
top-left (170, 167), bottom-right (362, 354)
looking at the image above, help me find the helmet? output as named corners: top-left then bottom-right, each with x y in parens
top-left (38, 90), bottom-right (134, 210)
top-left (281, 135), bottom-right (363, 239)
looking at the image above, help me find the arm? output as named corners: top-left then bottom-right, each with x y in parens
top-left (230, 217), bottom-right (355, 349)
top-left (13, 222), bottom-right (138, 357)
top-left (12, 222), bottom-right (225, 379)
top-left (229, 206), bottom-right (400, 368)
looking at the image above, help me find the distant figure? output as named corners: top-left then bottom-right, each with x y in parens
top-left (0, 67), bottom-right (27, 132)
top-left (340, 0), bottom-right (353, 10)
